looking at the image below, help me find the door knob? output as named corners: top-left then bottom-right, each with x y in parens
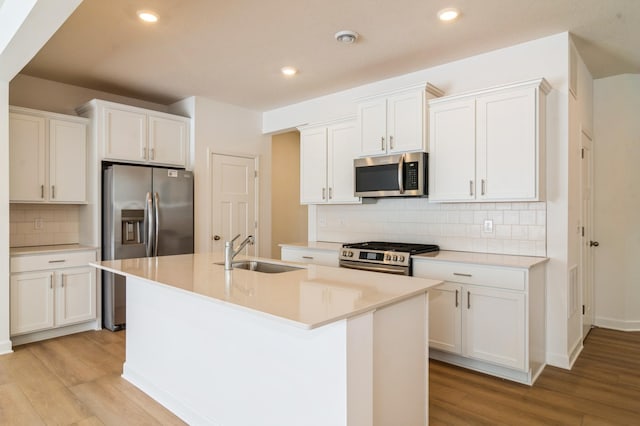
top-left (213, 235), bottom-right (221, 241)
top-left (590, 241), bottom-right (599, 247)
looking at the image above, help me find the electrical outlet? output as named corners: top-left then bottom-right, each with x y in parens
top-left (483, 219), bottom-right (494, 233)
top-left (34, 218), bottom-right (43, 230)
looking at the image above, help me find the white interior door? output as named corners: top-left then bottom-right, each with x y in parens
top-left (580, 130), bottom-right (595, 339)
top-left (210, 154), bottom-right (257, 255)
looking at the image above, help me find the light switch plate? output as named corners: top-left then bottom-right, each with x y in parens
top-left (483, 219), bottom-right (494, 233)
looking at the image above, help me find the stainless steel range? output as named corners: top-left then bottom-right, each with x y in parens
top-left (339, 241), bottom-right (439, 275)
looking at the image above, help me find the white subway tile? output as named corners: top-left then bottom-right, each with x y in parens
top-left (503, 240), bottom-right (520, 255)
top-left (472, 239), bottom-right (488, 253)
top-left (519, 240), bottom-right (537, 256)
top-left (487, 211), bottom-right (504, 224)
top-left (519, 210), bottom-right (536, 225)
top-left (504, 211), bottom-right (520, 225)
top-left (473, 211), bottom-right (488, 224)
top-left (467, 224), bottom-right (482, 238)
top-left (487, 239), bottom-right (504, 254)
top-left (446, 211), bottom-right (461, 224)
top-left (495, 225), bottom-right (512, 239)
top-left (512, 225), bottom-right (529, 239)
top-left (537, 210), bottom-right (547, 225)
top-left (459, 211), bottom-right (474, 224)
top-left (529, 225), bottom-right (546, 241)
top-left (495, 203), bottom-right (512, 210)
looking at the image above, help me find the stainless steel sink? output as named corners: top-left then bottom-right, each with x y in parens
top-left (216, 260), bottom-right (303, 273)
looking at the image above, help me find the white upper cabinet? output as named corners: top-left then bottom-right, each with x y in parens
top-left (429, 78), bottom-right (550, 202)
top-left (299, 118), bottom-right (360, 205)
top-left (9, 108), bottom-right (88, 204)
top-left (358, 83), bottom-right (443, 156)
top-left (78, 99), bottom-right (190, 168)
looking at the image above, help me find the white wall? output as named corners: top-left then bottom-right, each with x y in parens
top-left (264, 32), bottom-right (578, 368)
top-left (10, 74), bottom-right (169, 115)
top-left (593, 74), bottom-right (640, 331)
top-left (169, 97), bottom-right (271, 257)
top-left (0, 0), bottom-right (82, 354)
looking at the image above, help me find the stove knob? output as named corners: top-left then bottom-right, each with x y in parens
top-left (392, 255), bottom-right (398, 261)
top-left (399, 255), bottom-right (405, 262)
top-left (348, 251), bottom-right (354, 258)
top-left (342, 250), bottom-right (347, 257)
top-left (385, 254), bottom-right (391, 261)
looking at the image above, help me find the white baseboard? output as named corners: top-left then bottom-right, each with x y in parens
top-left (595, 317), bottom-right (640, 332)
top-left (10, 320), bottom-right (99, 346)
top-left (0, 340), bottom-right (13, 355)
top-left (123, 364), bottom-right (219, 426)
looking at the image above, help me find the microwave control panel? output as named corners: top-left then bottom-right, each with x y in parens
top-left (405, 162), bottom-right (419, 190)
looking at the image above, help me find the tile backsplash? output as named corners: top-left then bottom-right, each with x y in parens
top-left (316, 199), bottom-right (546, 256)
top-left (10, 204), bottom-right (80, 247)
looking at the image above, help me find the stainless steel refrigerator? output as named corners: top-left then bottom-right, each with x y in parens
top-left (102, 164), bottom-right (194, 331)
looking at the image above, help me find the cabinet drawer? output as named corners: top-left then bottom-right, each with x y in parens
top-left (413, 260), bottom-right (525, 291)
top-left (281, 247), bottom-right (339, 267)
top-left (11, 250), bottom-right (97, 273)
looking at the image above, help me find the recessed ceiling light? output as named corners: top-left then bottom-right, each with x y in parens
top-left (137, 10), bottom-right (159, 23)
top-left (281, 66), bottom-right (298, 77)
top-left (437, 8), bottom-right (460, 22)
top-left (335, 30), bottom-right (359, 44)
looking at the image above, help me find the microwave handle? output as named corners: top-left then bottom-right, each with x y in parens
top-left (398, 154), bottom-right (405, 194)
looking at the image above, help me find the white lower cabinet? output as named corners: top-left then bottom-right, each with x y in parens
top-left (414, 257), bottom-right (546, 385)
top-left (10, 249), bottom-right (98, 340)
top-left (280, 246), bottom-right (339, 267)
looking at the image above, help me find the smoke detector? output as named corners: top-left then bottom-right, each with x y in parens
top-left (335, 30), bottom-right (359, 44)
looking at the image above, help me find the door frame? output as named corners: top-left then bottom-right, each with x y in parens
top-left (579, 127), bottom-right (595, 339)
top-left (208, 151), bottom-right (260, 255)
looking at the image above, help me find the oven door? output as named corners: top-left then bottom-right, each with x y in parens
top-left (339, 259), bottom-right (410, 275)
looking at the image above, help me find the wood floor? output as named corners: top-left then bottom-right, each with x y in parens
top-left (0, 327), bottom-right (638, 425)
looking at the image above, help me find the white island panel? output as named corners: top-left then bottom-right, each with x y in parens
top-left (123, 275), bottom-right (428, 426)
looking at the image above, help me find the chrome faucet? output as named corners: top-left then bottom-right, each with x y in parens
top-left (224, 234), bottom-right (255, 270)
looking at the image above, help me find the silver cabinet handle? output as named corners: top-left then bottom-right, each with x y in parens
top-left (51, 185), bottom-right (55, 199)
top-left (381, 137), bottom-right (385, 151)
top-left (150, 148), bottom-right (155, 160)
top-left (142, 147), bottom-right (147, 159)
top-left (389, 135), bottom-right (394, 150)
top-left (455, 289), bottom-right (459, 308)
top-left (61, 275), bottom-right (65, 288)
top-left (469, 180), bottom-right (474, 196)
top-left (467, 291), bottom-right (471, 309)
top-left (302, 256), bottom-right (314, 260)
top-left (481, 179), bottom-right (486, 196)
top-left (322, 188), bottom-right (326, 200)
top-left (328, 187), bottom-right (333, 199)
top-left (48, 259), bottom-right (66, 264)
top-left (41, 185), bottom-right (44, 199)
top-left (453, 272), bottom-right (472, 277)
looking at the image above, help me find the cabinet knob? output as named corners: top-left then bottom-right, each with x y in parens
top-left (213, 235), bottom-right (221, 241)
top-left (590, 241), bottom-right (599, 247)
top-left (381, 137), bottom-right (385, 151)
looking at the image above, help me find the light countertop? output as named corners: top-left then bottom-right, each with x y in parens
top-left (92, 252), bottom-right (442, 330)
top-left (278, 241), bottom-right (343, 251)
top-left (413, 250), bottom-right (548, 269)
top-left (10, 244), bottom-right (99, 256)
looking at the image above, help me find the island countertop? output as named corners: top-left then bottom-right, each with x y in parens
top-left (92, 252), bottom-right (442, 330)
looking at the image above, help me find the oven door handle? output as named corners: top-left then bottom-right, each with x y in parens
top-left (398, 153), bottom-right (405, 194)
top-left (340, 261), bottom-right (409, 275)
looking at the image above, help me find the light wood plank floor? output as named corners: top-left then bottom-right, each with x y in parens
top-left (0, 327), bottom-right (638, 425)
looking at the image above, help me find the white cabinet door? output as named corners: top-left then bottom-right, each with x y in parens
top-left (428, 98), bottom-right (476, 201)
top-left (300, 127), bottom-right (328, 204)
top-left (476, 87), bottom-right (537, 200)
top-left (55, 267), bottom-right (97, 326)
top-left (49, 119), bottom-right (87, 203)
top-left (358, 98), bottom-right (387, 156)
top-left (327, 121), bottom-right (360, 204)
top-left (148, 115), bottom-right (188, 167)
top-left (387, 90), bottom-right (424, 153)
top-left (103, 107), bottom-right (147, 162)
top-left (9, 113), bottom-right (46, 202)
top-left (463, 286), bottom-right (526, 371)
top-left (10, 272), bottom-right (54, 335)
top-left (428, 283), bottom-right (462, 354)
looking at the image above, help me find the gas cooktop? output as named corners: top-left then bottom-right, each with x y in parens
top-left (342, 241), bottom-right (440, 254)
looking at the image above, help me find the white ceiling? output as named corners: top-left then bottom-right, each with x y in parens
top-left (20, 0), bottom-right (640, 111)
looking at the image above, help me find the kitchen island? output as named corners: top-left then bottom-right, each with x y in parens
top-left (92, 253), bottom-right (442, 426)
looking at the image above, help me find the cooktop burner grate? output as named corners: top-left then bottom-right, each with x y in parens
top-left (342, 241), bottom-right (439, 254)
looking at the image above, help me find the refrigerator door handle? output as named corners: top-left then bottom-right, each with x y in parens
top-left (145, 192), bottom-right (154, 257)
top-left (154, 192), bottom-right (160, 257)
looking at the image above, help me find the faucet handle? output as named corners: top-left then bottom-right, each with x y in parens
top-left (230, 234), bottom-right (241, 244)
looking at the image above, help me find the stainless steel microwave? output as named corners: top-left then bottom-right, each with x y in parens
top-left (354, 152), bottom-right (428, 198)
